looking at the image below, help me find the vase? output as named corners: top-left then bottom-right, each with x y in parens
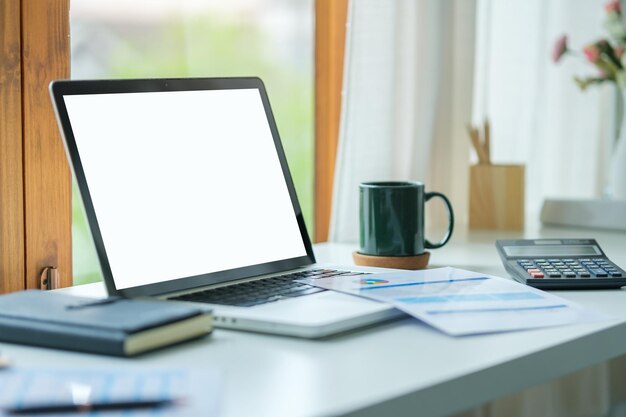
top-left (608, 91), bottom-right (626, 200)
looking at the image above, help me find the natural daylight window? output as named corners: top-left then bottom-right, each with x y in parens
top-left (70, 0), bottom-right (314, 285)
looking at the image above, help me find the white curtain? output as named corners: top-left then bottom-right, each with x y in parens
top-left (329, 0), bottom-right (476, 243)
top-left (472, 0), bottom-right (616, 217)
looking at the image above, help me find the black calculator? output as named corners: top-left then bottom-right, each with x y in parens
top-left (496, 239), bottom-right (626, 289)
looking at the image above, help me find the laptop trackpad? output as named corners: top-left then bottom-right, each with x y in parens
top-left (222, 291), bottom-right (393, 326)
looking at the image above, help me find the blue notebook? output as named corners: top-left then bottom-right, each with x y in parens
top-left (0, 290), bottom-right (212, 356)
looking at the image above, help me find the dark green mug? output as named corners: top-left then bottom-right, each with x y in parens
top-left (359, 181), bottom-right (454, 256)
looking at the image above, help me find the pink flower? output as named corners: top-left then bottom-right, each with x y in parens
top-left (605, 0), bottom-right (621, 14)
top-left (584, 44), bottom-right (601, 62)
top-left (552, 35), bottom-right (568, 63)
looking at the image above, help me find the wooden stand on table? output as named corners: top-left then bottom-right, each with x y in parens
top-left (469, 164), bottom-right (525, 230)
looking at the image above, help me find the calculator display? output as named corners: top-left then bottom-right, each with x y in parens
top-left (503, 245), bottom-right (601, 257)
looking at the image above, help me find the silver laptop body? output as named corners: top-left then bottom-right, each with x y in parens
top-left (50, 77), bottom-right (401, 338)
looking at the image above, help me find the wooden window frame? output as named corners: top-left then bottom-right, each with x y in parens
top-left (0, 0), bottom-right (71, 293)
top-left (314, 0), bottom-right (348, 243)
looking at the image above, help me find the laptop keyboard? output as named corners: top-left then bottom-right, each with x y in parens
top-left (169, 269), bottom-right (366, 307)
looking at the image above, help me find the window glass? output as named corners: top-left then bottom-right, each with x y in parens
top-left (70, 0), bottom-right (314, 285)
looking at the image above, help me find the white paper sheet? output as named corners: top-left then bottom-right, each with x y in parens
top-left (299, 267), bottom-right (611, 336)
top-left (0, 367), bottom-right (221, 416)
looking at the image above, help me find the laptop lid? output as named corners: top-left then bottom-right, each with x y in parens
top-left (50, 77), bottom-right (315, 298)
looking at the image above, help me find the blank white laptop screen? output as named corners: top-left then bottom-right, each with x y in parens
top-left (63, 88), bottom-right (307, 290)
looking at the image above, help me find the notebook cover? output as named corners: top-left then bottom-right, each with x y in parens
top-left (0, 290), bottom-right (207, 356)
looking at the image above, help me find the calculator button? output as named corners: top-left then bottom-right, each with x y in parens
top-left (535, 259), bottom-right (547, 262)
top-left (547, 259), bottom-right (560, 262)
top-left (595, 272), bottom-right (609, 277)
top-left (527, 269), bottom-right (541, 274)
top-left (579, 259), bottom-right (591, 262)
top-left (579, 273), bottom-right (591, 278)
top-left (548, 272), bottom-right (562, 278)
top-left (564, 272), bottom-right (576, 278)
top-left (530, 272), bottom-right (544, 278)
top-left (562, 259), bottom-right (574, 262)
top-left (611, 272), bottom-right (623, 277)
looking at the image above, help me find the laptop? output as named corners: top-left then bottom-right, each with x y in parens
top-left (49, 77), bottom-right (401, 338)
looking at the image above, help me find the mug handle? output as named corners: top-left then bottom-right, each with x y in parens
top-left (424, 192), bottom-right (454, 249)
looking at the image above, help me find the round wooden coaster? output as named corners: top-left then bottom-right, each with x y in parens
top-left (352, 251), bottom-right (430, 270)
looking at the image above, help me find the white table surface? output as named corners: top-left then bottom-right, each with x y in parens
top-left (3, 224), bottom-right (626, 417)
